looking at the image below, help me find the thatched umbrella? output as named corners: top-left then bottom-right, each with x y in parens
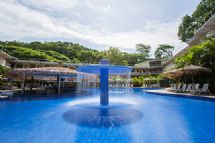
top-left (5, 67), bottom-right (79, 94)
top-left (177, 65), bottom-right (212, 84)
top-left (161, 69), bottom-right (182, 81)
top-left (161, 65), bottom-right (212, 83)
top-left (179, 65), bottom-right (212, 75)
top-left (143, 77), bottom-right (158, 87)
top-left (143, 77), bottom-right (162, 85)
top-left (6, 67), bottom-right (78, 77)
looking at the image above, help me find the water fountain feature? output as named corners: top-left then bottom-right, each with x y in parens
top-left (1, 60), bottom-right (215, 143)
top-left (69, 59), bottom-right (141, 128)
top-left (77, 59), bottom-right (132, 106)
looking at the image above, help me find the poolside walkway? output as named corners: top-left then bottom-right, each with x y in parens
top-left (146, 88), bottom-right (215, 99)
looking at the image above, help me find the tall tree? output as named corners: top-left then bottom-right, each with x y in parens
top-left (123, 52), bottom-right (139, 66)
top-left (136, 44), bottom-right (151, 62)
top-left (178, 15), bottom-right (194, 42)
top-left (154, 44), bottom-right (174, 59)
top-left (103, 47), bottom-right (124, 65)
top-left (178, 0), bottom-right (215, 42)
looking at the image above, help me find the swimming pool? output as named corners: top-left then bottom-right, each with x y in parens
top-left (0, 88), bottom-right (215, 143)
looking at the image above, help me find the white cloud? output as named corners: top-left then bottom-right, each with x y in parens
top-left (84, 0), bottom-right (112, 14)
top-left (0, 0), bottom-right (192, 56)
top-left (18, 0), bottom-right (79, 12)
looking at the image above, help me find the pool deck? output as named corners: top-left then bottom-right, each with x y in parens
top-left (146, 88), bottom-right (215, 99)
top-left (1, 88), bottom-right (215, 101)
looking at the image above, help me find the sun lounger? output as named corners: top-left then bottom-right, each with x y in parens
top-left (175, 83), bottom-right (182, 92)
top-left (180, 84), bottom-right (187, 92)
top-left (0, 95), bottom-right (8, 99)
top-left (170, 84), bottom-right (177, 92)
top-left (196, 84), bottom-right (211, 95)
top-left (185, 84), bottom-right (192, 93)
top-left (190, 84), bottom-right (200, 94)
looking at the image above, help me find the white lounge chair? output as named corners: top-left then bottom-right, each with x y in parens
top-left (185, 84), bottom-right (192, 93)
top-left (190, 84), bottom-right (200, 94)
top-left (197, 84), bottom-right (211, 95)
top-left (180, 84), bottom-right (187, 92)
top-left (175, 83), bottom-right (182, 92)
top-left (170, 84), bottom-right (176, 92)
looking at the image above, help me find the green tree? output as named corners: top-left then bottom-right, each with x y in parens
top-left (0, 65), bottom-right (10, 75)
top-left (122, 52), bottom-right (139, 66)
top-left (136, 44), bottom-right (151, 62)
top-left (103, 47), bottom-right (124, 65)
top-left (0, 41), bottom-right (142, 65)
top-left (178, 15), bottom-right (194, 42)
top-left (44, 50), bottom-right (71, 62)
top-left (122, 60), bottom-right (128, 66)
top-left (71, 58), bottom-right (81, 63)
top-left (175, 38), bottom-right (215, 71)
top-left (174, 38), bottom-right (215, 93)
top-left (154, 44), bottom-right (174, 59)
top-left (178, 0), bottom-right (215, 42)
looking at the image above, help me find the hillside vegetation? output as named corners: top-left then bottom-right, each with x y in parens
top-left (0, 41), bottom-right (103, 63)
top-left (0, 41), bottom-right (174, 66)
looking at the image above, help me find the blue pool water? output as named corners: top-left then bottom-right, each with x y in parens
top-left (1, 88), bottom-right (215, 143)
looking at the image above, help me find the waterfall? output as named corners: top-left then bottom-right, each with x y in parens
top-left (77, 72), bottom-right (98, 94)
top-left (77, 61), bottom-right (132, 105)
top-left (125, 73), bottom-right (131, 92)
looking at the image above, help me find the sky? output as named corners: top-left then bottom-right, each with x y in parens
top-left (0, 0), bottom-right (201, 56)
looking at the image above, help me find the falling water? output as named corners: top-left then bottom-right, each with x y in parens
top-left (77, 60), bottom-right (132, 105)
top-left (117, 75), bottom-right (121, 88)
top-left (76, 73), bottom-right (82, 92)
top-left (77, 71), bottom-right (98, 94)
top-left (125, 73), bottom-right (131, 92)
top-left (78, 72), bottom-right (132, 92)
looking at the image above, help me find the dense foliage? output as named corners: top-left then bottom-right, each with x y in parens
top-left (0, 41), bottom-right (174, 65)
top-left (0, 45), bottom-right (61, 62)
top-left (178, 0), bottom-right (215, 42)
top-left (154, 44), bottom-right (174, 59)
top-left (136, 44), bottom-right (151, 62)
top-left (0, 41), bottom-right (138, 65)
top-left (0, 65), bottom-right (9, 75)
top-left (131, 75), bottom-right (161, 87)
top-left (0, 41), bottom-right (140, 65)
top-left (175, 38), bottom-right (215, 70)
top-left (132, 77), bottom-right (143, 87)
top-left (175, 38), bottom-right (215, 88)
top-left (102, 47), bottom-right (126, 65)
top-left (44, 50), bottom-right (71, 62)
top-left (0, 41), bottom-right (102, 63)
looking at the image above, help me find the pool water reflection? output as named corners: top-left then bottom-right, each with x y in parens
top-left (0, 88), bottom-right (215, 143)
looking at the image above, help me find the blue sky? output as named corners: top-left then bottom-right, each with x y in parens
top-left (0, 0), bottom-right (201, 55)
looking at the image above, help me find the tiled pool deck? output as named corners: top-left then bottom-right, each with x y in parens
top-left (146, 88), bottom-right (215, 100)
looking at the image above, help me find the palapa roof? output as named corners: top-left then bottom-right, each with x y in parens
top-left (161, 65), bottom-right (212, 79)
top-left (180, 65), bottom-right (212, 74)
top-left (6, 67), bottom-right (78, 78)
top-left (5, 67), bottom-right (97, 81)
